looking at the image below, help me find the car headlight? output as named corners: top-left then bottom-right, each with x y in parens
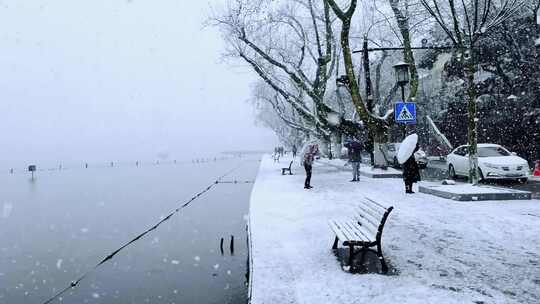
top-left (484, 163), bottom-right (499, 169)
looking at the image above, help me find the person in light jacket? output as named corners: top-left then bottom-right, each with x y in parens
top-left (303, 144), bottom-right (319, 189)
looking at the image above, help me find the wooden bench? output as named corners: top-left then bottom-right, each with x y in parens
top-left (281, 161), bottom-right (293, 175)
top-left (328, 197), bottom-right (393, 273)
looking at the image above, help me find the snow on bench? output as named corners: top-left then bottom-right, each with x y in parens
top-left (329, 197), bottom-right (393, 273)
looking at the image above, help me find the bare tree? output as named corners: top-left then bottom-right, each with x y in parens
top-left (210, 0), bottom-right (361, 156)
top-left (251, 81), bottom-right (315, 136)
top-left (420, 0), bottom-right (525, 184)
top-left (388, 0), bottom-right (420, 99)
top-left (325, 0), bottom-right (393, 167)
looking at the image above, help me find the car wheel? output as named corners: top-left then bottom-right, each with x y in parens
top-left (448, 164), bottom-right (456, 179)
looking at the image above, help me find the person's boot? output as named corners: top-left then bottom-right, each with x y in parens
top-left (405, 185), bottom-right (413, 194)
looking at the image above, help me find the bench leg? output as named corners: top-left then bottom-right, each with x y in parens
top-left (359, 249), bottom-right (367, 266)
top-left (376, 242), bottom-right (389, 274)
top-left (348, 245), bottom-right (355, 269)
top-left (332, 236), bottom-right (338, 250)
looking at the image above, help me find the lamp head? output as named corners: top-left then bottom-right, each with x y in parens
top-left (393, 61), bottom-right (410, 86)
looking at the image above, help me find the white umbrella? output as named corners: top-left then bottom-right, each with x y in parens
top-left (397, 134), bottom-right (418, 164)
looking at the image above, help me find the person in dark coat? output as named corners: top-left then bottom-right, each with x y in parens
top-left (303, 144), bottom-right (319, 189)
top-left (292, 145), bottom-right (297, 158)
top-left (403, 143), bottom-right (421, 193)
top-left (344, 140), bottom-right (362, 182)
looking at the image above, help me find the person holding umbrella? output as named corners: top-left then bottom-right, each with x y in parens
top-left (303, 144), bottom-right (319, 189)
top-left (397, 134), bottom-right (421, 194)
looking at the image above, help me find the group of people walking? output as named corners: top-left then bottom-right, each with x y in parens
top-left (297, 134), bottom-right (421, 194)
top-left (274, 146), bottom-right (285, 157)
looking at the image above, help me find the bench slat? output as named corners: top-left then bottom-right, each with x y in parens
top-left (364, 197), bottom-right (387, 211)
top-left (351, 214), bottom-right (378, 236)
top-left (355, 207), bottom-right (380, 229)
top-left (337, 220), bottom-right (358, 241)
top-left (343, 221), bottom-right (371, 242)
top-left (354, 222), bottom-right (376, 242)
top-left (358, 200), bottom-right (384, 219)
top-left (328, 220), bottom-right (350, 242)
top-left (332, 219), bottom-right (369, 243)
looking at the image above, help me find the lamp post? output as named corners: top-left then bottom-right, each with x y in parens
top-left (393, 61), bottom-right (410, 102)
top-left (393, 62), bottom-right (410, 139)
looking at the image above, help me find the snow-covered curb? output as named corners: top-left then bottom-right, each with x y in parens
top-left (248, 155), bottom-right (540, 304)
top-left (419, 181), bottom-right (532, 201)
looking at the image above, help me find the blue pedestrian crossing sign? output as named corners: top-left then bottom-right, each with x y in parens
top-left (394, 102), bottom-right (416, 124)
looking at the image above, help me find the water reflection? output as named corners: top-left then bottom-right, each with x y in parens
top-left (0, 156), bottom-right (260, 303)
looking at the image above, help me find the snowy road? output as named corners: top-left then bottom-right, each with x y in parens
top-left (249, 156), bottom-right (540, 304)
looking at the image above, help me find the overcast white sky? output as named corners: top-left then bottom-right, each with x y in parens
top-left (0, 0), bottom-right (277, 165)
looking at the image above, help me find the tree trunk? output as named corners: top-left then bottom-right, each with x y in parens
top-left (326, 0), bottom-right (389, 166)
top-left (389, 0), bottom-right (418, 100)
top-left (464, 46), bottom-right (479, 184)
top-left (332, 131), bottom-right (343, 159)
top-left (372, 127), bottom-right (389, 168)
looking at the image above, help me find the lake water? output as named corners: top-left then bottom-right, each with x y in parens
top-left (0, 156), bottom-right (261, 304)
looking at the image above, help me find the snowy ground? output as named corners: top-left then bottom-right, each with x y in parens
top-left (248, 155), bottom-right (540, 304)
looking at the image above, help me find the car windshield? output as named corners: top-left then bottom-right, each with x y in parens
top-left (478, 146), bottom-right (511, 157)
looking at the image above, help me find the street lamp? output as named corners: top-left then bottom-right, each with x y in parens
top-left (393, 61), bottom-right (410, 101)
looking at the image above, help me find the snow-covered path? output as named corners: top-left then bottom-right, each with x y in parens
top-left (249, 155), bottom-right (540, 304)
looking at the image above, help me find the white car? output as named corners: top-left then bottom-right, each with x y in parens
top-left (447, 144), bottom-right (529, 182)
top-left (387, 143), bottom-right (428, 169)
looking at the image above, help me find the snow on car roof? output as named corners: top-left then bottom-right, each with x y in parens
top-left (457, 143), bottom-right (502, 148)
top-left (478, 143), bottom-right (502, 147)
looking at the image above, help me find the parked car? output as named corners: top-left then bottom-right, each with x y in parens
top-left (446, 143), bottom-right (529, 182)
top-left (387, 143), bottom-right (428, 169)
